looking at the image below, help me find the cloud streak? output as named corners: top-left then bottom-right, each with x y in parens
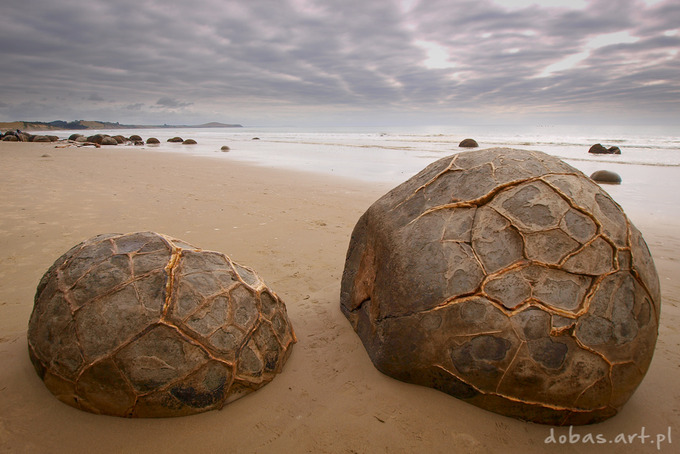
top-left (0, 0), bottom-right (678, 125)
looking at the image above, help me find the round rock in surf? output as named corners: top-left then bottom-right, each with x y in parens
top-left (28, 231), bottom-right (296, 417)
top-left (340, 147), bottom-right (660, 425)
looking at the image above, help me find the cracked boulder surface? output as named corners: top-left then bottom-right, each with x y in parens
top-left (340, 148), bottom-right (660, 425)
top-left (28, 232), bottom-right (296, 417)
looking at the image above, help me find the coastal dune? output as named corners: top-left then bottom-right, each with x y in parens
top-left (0, 142), bottom-right (678, 453)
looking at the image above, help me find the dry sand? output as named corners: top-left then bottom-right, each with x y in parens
top-left (0, 142), bottom-right (678, 453)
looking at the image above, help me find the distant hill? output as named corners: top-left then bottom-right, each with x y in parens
top-left (0, 120), bottom-right (243, 131)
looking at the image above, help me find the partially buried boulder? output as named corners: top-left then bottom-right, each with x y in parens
top-left (459, 138), bottom-right (479, 148)
top-left (182, 139), bottom-right (197, 145)
top-left (591, 170), bottom-right (622, 185)
top-left (167, 137), bottom-right (183, 143)
top-left (340, 147), bottom-right (660, 425)
top-left (146, 137), bottom-right (160, 144)
top-left (28, 232), bottom-right (296, 417)
top-left (101, 136), bottom-right (118, 146)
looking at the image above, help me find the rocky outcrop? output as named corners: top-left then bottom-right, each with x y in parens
top-left (589, 144), bottom-right (621, 154)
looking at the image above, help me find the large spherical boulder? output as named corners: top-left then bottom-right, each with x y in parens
top-left (28, 232), bottom-right (296, 417)
top-left (340, 148), bottom-right (660, 425)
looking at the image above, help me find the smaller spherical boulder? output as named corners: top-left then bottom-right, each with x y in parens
top-left (146, 137), bottom-right (160, 144)
top-left (591, 170), bottom-right (622, 185)
top-left (101, 136), bottom-right (118, 146)
top-left (221, 146), bottom-right (231, 152)
top-left (167, 137), bottom-right (184, 143)
top-left (459, 138), bottom-right (479, 148)
top-left (28, 232), bottom-right (296, 417)
top-left (182, 139), bottom-right (197, 145)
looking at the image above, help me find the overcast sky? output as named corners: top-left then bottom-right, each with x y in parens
top-left (1, 0), bottom-right (678, 126)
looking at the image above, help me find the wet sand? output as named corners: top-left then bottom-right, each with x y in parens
top-left (1, 142), bottom-right (678, 453)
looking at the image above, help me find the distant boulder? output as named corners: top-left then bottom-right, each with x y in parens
top-left (221, 145), bottom-right (230, 152)
top-left (129, 134), bottom-right (143, 142)
top-left (32, 135), bottom-right (51, 143)
top-left (87, 134), bottom-right (105, 145)
top-left (47, 135), bottom-right (59, 142)
top-left (459, 138), bottom-right (479, 148)
top-left (589, 144), bottom-right (621, 155)
top-left (112, 135), bottom-right (127, 144)
top-left (182, 139), bottom-right (197, 145)
top-left (590, 170), bottom-right (622, 185)
top-left (167, 137), bottom-right (183, 143)
top-left (146, 137), bottom-right (160, 144)
top-left (101, 136), bottom-right (118, 146)
top-left (69, 133), bottom-right (84, 141)
top-left (74, 136), bottom-right (88, 143)
top-left (2, 134), bottom-right (18, 141)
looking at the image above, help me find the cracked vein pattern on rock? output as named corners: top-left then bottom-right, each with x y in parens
top-left (340, 148), bottom-right (660, 425)
top-left (28, 231), bottom-right (296, 417)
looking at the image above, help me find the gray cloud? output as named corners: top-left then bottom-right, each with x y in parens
top-left (0, 0), bottom-right (678, 125)
top-left (156, 97), bottom-right (193, 108)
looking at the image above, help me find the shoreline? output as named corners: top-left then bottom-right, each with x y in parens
top-left (1, 142), bottom-right (678, 452)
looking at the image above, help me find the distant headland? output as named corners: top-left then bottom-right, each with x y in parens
top-left (0, 120), bottom-right (243, 131)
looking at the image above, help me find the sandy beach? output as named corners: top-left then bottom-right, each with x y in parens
top-left (1, 141), bottom-right (678, 453)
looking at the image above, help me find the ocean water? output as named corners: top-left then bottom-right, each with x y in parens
top-left (51, 124), bottom-right (680, 222)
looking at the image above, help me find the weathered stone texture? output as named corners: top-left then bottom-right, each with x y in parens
top-left (28, 232), bottom-right (296, 417)
top-left (340, 148), bottom-right (660, 425)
